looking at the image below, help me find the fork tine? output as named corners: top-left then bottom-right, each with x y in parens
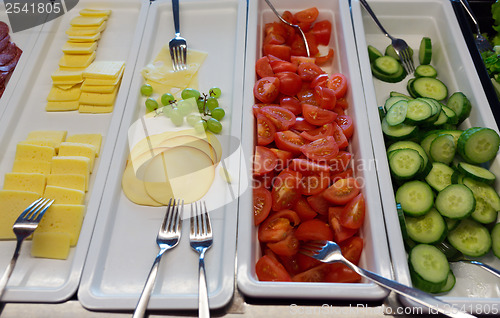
top-left (17, 197), bottom-right (44, 220)
top-left (202, 201), bottom-right (211, 236)
top-left (32, 199), bottom-right (54, 223)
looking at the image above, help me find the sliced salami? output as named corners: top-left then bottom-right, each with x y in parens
top-left (0, 22), bottom-right (9, 42)
top-left (0, 35), bottom-right (10, 52)
top-left (0, 42), bottom-right (17, 65)
top-left (0, 46), bottom-right (21, 72)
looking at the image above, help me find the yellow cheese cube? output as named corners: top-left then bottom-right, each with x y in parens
top-left (51, 156), bottom-right (90, 190)
top-left (62, 41), bottom-right (97, 54)
top-left (15, 143), bottom-right (55, 162)
top-left (47, 85), bottom-right (81, 102)
top-left (12, 160), bottom-right (52, 175)
top-left (79, 86), bottom-right (118, 106)
top-left (31, 231), bottom-right (71, 259)
top-left (78, 105), bottom-right (114, 114)
top-left (79, 8), bottom-right (111, 18)
top-left (51, 68), bottom-right (84, 83)
top-left (43, 185), bottom-right (85, 205)
top-left (0, 190), bottom-right (40, 239)
top-left (2, 173), bottom-right (46, 195)
top-left (70, 16), bottom-right (106, 27)
top-left (66, 134), bottom-right (102, 156)
top-left (84, 61), bottom-right (125, 80)
top-left (35, 204), bottom-right (85, 246)
top-left (81, 82), bottom-right (117, 93)
top-left (58, 142), bottom-right (96, 171)
top-left (68, 33), bottom-right (101, 43)
top-left (46, 174), bottom-right (86, 192)
top-left (46, 101), bottom-right (80, 112)
top-left (59, 52), bottom-right (96, 68)
top-left (26, 131), bottom-right (67, 151)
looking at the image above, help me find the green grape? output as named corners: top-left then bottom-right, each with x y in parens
top-left (209, 87), bottom-right (222, 98)
top-left (161, 93), bottom-right (175, 105)
top-left (211, 107), bottom-right (225, 121)
top-left (202, 120), bottom-right (208, 131)
top-left (140, 84), bottom-right (153, 96)
top-left (169, 107), bottom-right (184, 126)
top-left (162, 106), bottom-right (173, 118)
top-left (206, 97), bottom-right (219, 111)
top-left (145, 97), bottom-right (159, 112)
top-left (177, 101), bottom-right (193, 116)
top-left (186, 113), bottom-right (201, 126)
top-left (197, 97), bottom-right (205, 113)
top-left (194, 120), bottom-right (206, 134)
top-left (181, 88), bottom-right (201, 101)
top-left (207, 118), bottom-right (222, 134)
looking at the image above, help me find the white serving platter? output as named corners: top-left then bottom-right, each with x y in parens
top-left (236, 0), bottom-right (393, 301)
top-left (0, 0), bottom-right (148, 303)
top-left (351, 0), bottom-right (500, 314)
top-left (77, 0), bottom-right (247, 311)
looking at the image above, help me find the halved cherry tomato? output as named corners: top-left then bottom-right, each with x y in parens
top-left (292, 263), bottom-right (330, 282)
top-left (297, 22), bottom-right (313, 32)
top-left (261, 105), bottom-right (296, 131)
top-left (270, 59), bottom-right (297, 73)
top-left (302, 103), bottom-right (337, 126)
top-left (341, 193), bottom-right (365, 230)
top-left (290, 33), bottom-right (319, 57)
top-left (254, 77), bottom-right (280, 103)
top-left (297, 252), bottom-right (322, 272)
top-left (267, 209), bottom-right (301, 226)
top-left (290, 56), bottom-right (316, 66)
top-left (290, 158), bottom-right (330, 173)
top-left (277, 254), bottom-right (301, 276)
top-left (269, 148), bottom-right (293, 171)
top-left (297, 62), bottom-right (324, 82)
top-left (267, 232), bottom-right (300, 256)
top-left (315, 48), bottom-right (334, 65)
top-left (331, 122), bottom-right (348, 149)
top-left (336, 114), bottom-right (354, 139)
top-left (329, 207), bottom-right (357, 243)
top-left (323, 177), bottom-right (360, 205)
top-left (293, 7), bottom-right (319, 24)
top-left (254, 187), bottom-right (272, 225)
top-left (333, 106), bottom-right (345, 116)
top-left (311, 20), bottom-right (332, 46)
top-left (300, 171), bottom-right (330, 195)
top-left (331, 168), bottom-right (353, 184)
top-left (335, 97), bottom-right (349, 109)
top-left (275, 130), bottom-right (308, 154)
top-left (263, 44), bottom-right (291, 61)
top-left (252, 103), bottom-right (278, 116)
top-left (300, 136), bottom-right (339, 162)
top-left (279, 96), bottom-right (302, 115)
top-left (292, 117), bottom-right (316, 131)
top-left (310, 73), bottom-right (329, 88)
top-left (257, 114), bottom-right (276, 146)
top-left (255, 56), bottom-right (274, 78)
top-left (253, 170), bottom-right (275, 189)
top-left (325, 263), bottom-right (361, 283)
top-left (328, 151), bottom-right (352, 174)
top-left (297, 83), bottom-right (317, 105)
top-left (254, 145), bottom-right (278, 175)
top-left (326, 73), bottom-right (348, 98)
top-left (281, 10), bottom-right (296, 24)
top-left (300, 123), bottom-right (334, 141)
top-left (306, 190), bottom-right (331, 215)
top-left (293, 196), bottom-right (318, 221)
top-left (271, 170), bottom-right (302, 211)
top-left (258, 217), bottom-right (292, 243)
top-left (275, 72), bottom-right (302, 96)
top-left (313, 86), bottom-right (337, 110)
top-left (339, 236), bottom-right (364, 264)
top-left (295, 219), bottom-right (334, 242)
top-left (255, 255), bottom-right (292, 282)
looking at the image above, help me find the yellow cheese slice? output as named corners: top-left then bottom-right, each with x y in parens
top-left (51, 156), bottom-right (90, 190)
top-left (68, 32), bottom-right (101, 43)
top-left (58, 142), bottom-right (96, 171)
top-left (79, 85), bottom-right (118, 106)
top-left (66, 134), bottom-right (102, 156)
top-left (70, 16), bottom-right (106, 27)
top-left (51, 68), bottom-right (84, 83)
top-left (26, 131), bottom-right (67, 151)
top-left (54, 83), bottom-right (78, 90)
top-left (35, 204), bottom-right (85, 246)
top-left (66, 22), bottom-right (107, 36)
top-left (31, 232), bottom-right (71, 259)
top-left (46, 101), bottom-right (80, 112)
top-left (62, 41), bottom-right (97, 55)
top-left (2, 173), bottom-right (46, 195)
top-left (12, 160), bottom-right (51, 175)
top-left (79, 8), bottom-right (111, 17)
top-left (47, 85), bottom-right (81, 102)
top-left (84, 61), bottom-right (125, 80)
top-left (43, 185), bottom-right (85, 205)
top-left (79, 105), bottom-right (114, 114)
top-left (59, 52), bottom-right (96, 68)
top-left (0, 190), bottom-right (40, 239)
top-left (46, 174), bottom-right (86, 192)
top-left (81, 82), bottom-right (117, 93)
top-left (20, 139), bottom-right (57, 150)
top-left (15, 143), bottom-right (55, 162)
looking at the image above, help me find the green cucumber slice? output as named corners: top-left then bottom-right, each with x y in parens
top-left (441, 105), bottom-right (458, 125)
top-left (435, 184), bottom-right (475, 219)
top-left (425, 162), bottom-right (454, 192)
top-left (368, 45), bottom-right (383, 63)
top-left (396, 180), bottom-right (434, 216)
top-left (387, 140), bottom-right (430, 177)
top-left (409, 244), bottom-right (449, 293)
top-left (415, 64), bottom-right (437, 78)
top-left (492, 223), bottom-right (500, 259)
top-left (419, 37), bottom-right (432, 65)
top-left (390, 91), bottom-right (412, 99)
top-left (457, 162), bottom-right (496, 184)
top-left (470, 196), bottom-right (498, 224)
top-left (438, 270), bottom-right (456, 293)
top-left (457, 127), bottom-right (500, 164)
top-left (429, 134), bottom-right (456, 165)
top-left (446, 92), bottom-right (471, 125)
top-left (389, 149), bottom-right (423, 181)
top-left (405, 208), bottom-right (447, 244)
top-left (385, 44), bottom-right (413, 61)
top-left (381, 117), bottom-right (418, 140)
top-left (371, 61), bottom-right (406, 83)
top-left (405, 99), bottom-right (433, 124)
top-left (373, 56), bottom-right (402, 75)
top-left (386, 100), bottom-right (408, 126)
top-left (448, 219), bottom-right (492, 257)
top-left (411, 77), bottom-right (448, 101)
top-left (462, 177), bottom-right (500, 211)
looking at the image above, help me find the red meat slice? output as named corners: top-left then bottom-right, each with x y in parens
top-left (0, 45), bottom-right (21, 72)
top-left (0, 22), bottom-right (9, 42)
top-left (0, 35), bottom-right (10, 52)
top-left (0, 42), bottom-right (17, 65)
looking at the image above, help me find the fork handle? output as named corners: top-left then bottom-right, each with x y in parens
top-left (198, 254), bottom-right (210, 318)
top-left (133, 251), bottom-right (164, 318)
top-left (0, 239), bottom-right (22, 300)
top-left (172, 0), bottom-right (181, 35)
top-left (463, 260), bottom-right (500, 279)
top-left (359, 0), bottom-right (392, 40)
top-left (342, 260), bottom-right (476, 318)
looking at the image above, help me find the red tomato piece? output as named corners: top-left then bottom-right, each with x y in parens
top-left (313, 86), bottom-right (337, 110)
top-left (297, 83), bottom-right (318, 105)
top-left (293, 196), bottom-right (318, 221)
top-left (328, 207), bottom-right (357, 243)
top-left (269, 148), bottom-right (293, 171)
top-left (255, 255), bottom-right (292, 282)
top-left (325, 263), bottom-right (361, 283)
top-left (292, 117), bottom-right (317, 131)
top-left (292, 263), bottom-right (330, 282)
top-left (255, 56), bottom-right (274, 78)
top-left (295, 219), bottom-right (334, 241)
top-left (268, 209), bottom-right (301, 226)
top-left (270, 59), bottom-right (297, 73)
top-left (264, 32), bottom-right (286, 45)
top-left (311, 20), bottom-right (332, 46)
top-left (336, 114), bottom-right (354, 139)
top-left (271, 170), bottom-right (302, 211)
top-left (263, 44), bottom-right (291, 61)
top-left (254, 187), bottom-right (272, 225)
top-left (267, 232), bottom-right (300, 256)
top-left (282, 10), bottom-right (296, 24)
top-left (323, 177), bottom-right (360, 205)
top-left (331, 122), bottom-right (348, 149)
top-left (258, 217), bottom-right (293, 243)
top-left (254, 77), bottom-right (280, 103)
top-left (297, 22), bottom-right (313, 32)
top-left (329, 151), bottom-right (352, 174)
top-left (300, 172), bottom-right (330, 196)
top-left (252, 103), bottom-right (279, 116)
top-left (315, 48), bottom-right (334, 65)
top-left (300, 136), bottom-right (339, 162)
top-left (297, 252), bottom-right (322, 272)
top-left (254, 145), bottom-right (278, 175)
top-left (275, 72), bottom-right (302, 96)
top-left (327, 73), bottom-right (348, 98)
top-left (261, 105), bottom-right (296, 131)
top-left (253, 170), bottom-right (275, 189)
top-left (310, 73), bottom-right (329, 88)
top-left (275, 130), bottom-right (309, 154)
top-left (256, 114), bottom-right (276, 146)
top-left (290, 56), bottom-right (316, 66)
top-left (290, 158), bottom-right (330, 173)
top-left (341, 193), bottom-right (365, 230)
top-left (339, 236), bottom-right (364, 264)
top-left (294, 7), bottom-right (319, 24)
top-left (265, 22), bottom-right (288, 38)
top-left (300, 123), bottom-right (334, 141)
top-left (331, 168), bottom-right (353, 184)
top-left (306, 191), bottom-right (331, 215)
top-left (297, 62), bottom-right (324, 82)
top-left (336, 97), bottom-right (349, 110)
top-left (302, 103), bottom-right (338, 126)
top-left (279, 96), bottom-right (302, 115)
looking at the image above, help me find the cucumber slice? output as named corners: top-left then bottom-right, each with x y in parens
top-left (387, 140), bottom-right (430, 177)
top-left (451, 170), bottom-right (465, 184)
top-left (384, 96), bottom-right (410, 112)
top-left (445, 217), bottom-right (460, 231)
top-left (441, 105), bottom-right (458, 125)
top-left (448, 219), bottom-right (492, 257)
top-left (407, 78), bottom-right (418, 98)
top-left (390, 91), bottom-right (412, 99)
top-left (420, 131), bottom-right (440, 156)
top-left (368, 45), bottom-right (383, 63)
top-left (462, 177), bottom-right (500, 211)
top-left (396, 180), bottom-right (434, 216)
top-left (405, 208), bottom-right (447, 244)
top-left (409, 244), bottom-right (449, 293)
top-left (386, 100), bottom-right (408, 126)
top-left (419, 37), bottom-right (432, 65)
top-left (470, 196), bottom-right (498, 224)
top-left (389, 149), bottom-right (423, 181)
top-left (492, 223), bottom-right (500, 259)
top-left (446, 92), bottom-right (472, 125)
top-left (457, 127), bottom-right (500, 164)
top-left (385, 44), bottom-right (413, 61)
top-left (405, 99), bottom-right (433, 124)
top-left (433, 110), bottom-right (449, 127)
top-left (415, 64), bottom-right (437, 78)
top-left (435, 184), bottom-right (475, 219)
top-left (438, 270), bottom-right (456, 294)
top-left (371, 61), bottom-right (406, 83)
top-left (457, 162), bottom-right (496, 184)
top-left (439, 129), bottom-right (463, 146)
top-left (429, 134), bottom-right (456, 165)
top-left (381, 117), bottom-right (418, 140)
top-left (411, 77), bottom-right (448, 101)
top-left (425, 162), bottom-right (454, 192)
top-left (374, 56), bottom-right (402, 75)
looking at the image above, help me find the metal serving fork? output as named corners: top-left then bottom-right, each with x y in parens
top-left (190, 201), bottom-right (213, 318)
top-left (436, 241), bottom-right (500, 279)
top-left (0, 197), bottom-right (53, 300)
top-left (300, 240), bottom-right (476, 318)
top-left (359, 0), bottom-right (415, 74)
top-left (169, 0), bottom-right (187, 71)
top-left (264, 0), bottom-right (310, 57)
top-left (133, 198), bottom-right (183, 318)
top-left (459, 0), bottom-right (493, 53)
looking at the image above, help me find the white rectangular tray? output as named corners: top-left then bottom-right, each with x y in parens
top-left (77, 0), bottom-right (247, 311)
top-left (236, 0), bottom-right (392, 301)
top-left (0, 0), bottom-right (148, 303)
top-left (351, 0), bottom-right (500, 314)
